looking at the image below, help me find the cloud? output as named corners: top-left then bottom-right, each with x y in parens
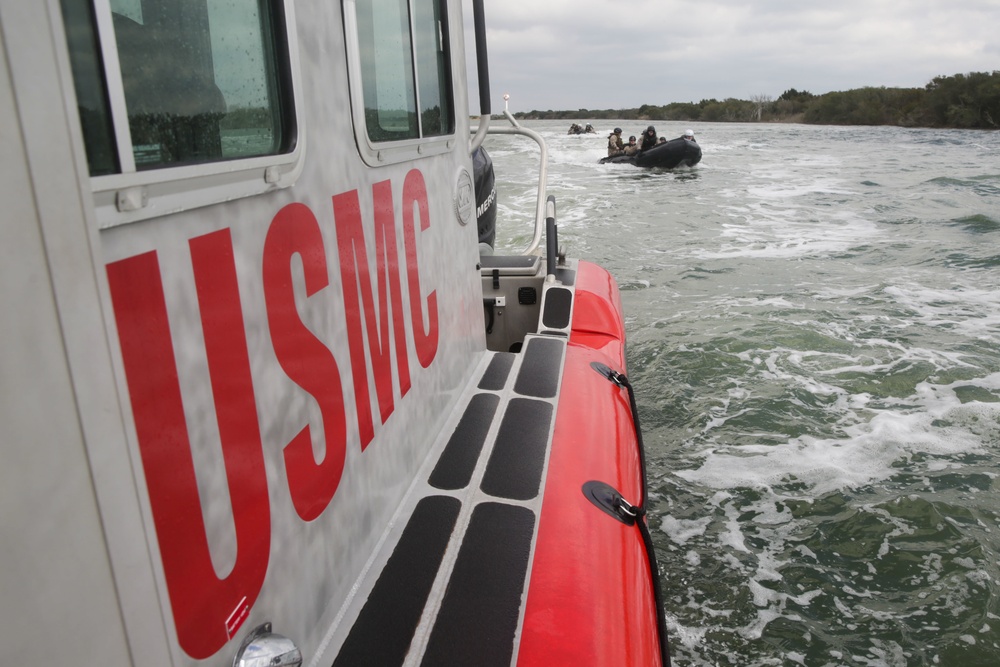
top-left (466, 0), bottom-right (1000, 112)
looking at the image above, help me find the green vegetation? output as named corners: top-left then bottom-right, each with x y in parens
top-left (507, 71), bottom-right (1000, 129)
top-left (220, 106), bottom-right (274, 129)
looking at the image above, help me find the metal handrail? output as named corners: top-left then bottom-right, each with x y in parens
top-left (473, 110), bottom-right (549, 256)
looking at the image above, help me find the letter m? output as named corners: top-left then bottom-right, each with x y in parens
top-left (334, 181), bottom-right (411, 450)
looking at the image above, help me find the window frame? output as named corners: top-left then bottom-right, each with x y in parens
top-left (342, 0), bottom-right (457, 167)
top-left (84, 0), bottom-right (305, 228)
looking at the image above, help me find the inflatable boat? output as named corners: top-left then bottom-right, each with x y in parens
top-left (601, 136), bottom-right (702, 169)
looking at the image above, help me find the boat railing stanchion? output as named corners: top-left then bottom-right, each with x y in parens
top-left (545, 195), bottom-right (557, 279)
top-left (473, 109), bottom-right (549, 256)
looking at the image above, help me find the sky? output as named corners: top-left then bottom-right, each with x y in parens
top-left (464, 0), bottom-right (1000, 113)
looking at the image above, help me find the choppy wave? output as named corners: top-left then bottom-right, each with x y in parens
top-left (486, 121), bottom-right (1000, 666)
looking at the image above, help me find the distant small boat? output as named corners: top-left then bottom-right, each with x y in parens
top-left (568, 122), bottom-right (597, 134)
top-left (601, 136), bottom-right (702, 169)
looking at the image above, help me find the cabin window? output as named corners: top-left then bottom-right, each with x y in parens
top-left (61, 0), bottom-right (119, 175)
top-left (61, 0), bottom-right (292, 175)
top-left (352, 0), bottom-right (453, 146)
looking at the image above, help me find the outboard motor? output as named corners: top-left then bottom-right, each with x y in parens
top-left (473, 145), bottom-right (497, 248)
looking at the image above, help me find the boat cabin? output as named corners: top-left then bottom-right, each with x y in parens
top-left (0, 0), bottom-right (666, 664)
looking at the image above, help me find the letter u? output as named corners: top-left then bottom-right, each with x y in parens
top-left (107, 229), bottom-right (269, 659)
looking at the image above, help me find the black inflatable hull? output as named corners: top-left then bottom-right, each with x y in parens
top-left (600, 137), bottom-right (701, 169)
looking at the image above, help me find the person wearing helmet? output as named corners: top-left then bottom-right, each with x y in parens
top-left (624, 135), bottom-right (640, 156)
top-left (683, 129), bottom-right (697, 142)
top-left (607, 127), bottom-right (625, 157)
top-left (639, 125), bottom-right (658, 151)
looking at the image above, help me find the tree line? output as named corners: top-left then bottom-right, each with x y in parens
top-left (508, 71), bottom-right (1000, 129)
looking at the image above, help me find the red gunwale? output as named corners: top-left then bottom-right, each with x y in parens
top-left (517, 261), bottom-right (662, 667)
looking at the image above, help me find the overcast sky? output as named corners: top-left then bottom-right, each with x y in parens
top-left (465, 0), bottom-right (999, 113)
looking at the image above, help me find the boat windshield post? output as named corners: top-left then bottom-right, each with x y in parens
top-left (476, 109), bottom-right (548, 255)
top-left (469, 0), bottom-right (491, 154)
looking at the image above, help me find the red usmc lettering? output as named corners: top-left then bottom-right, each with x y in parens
top-left (107, 230), bottom-right (271, 660)
top-left (335, 179), bottom-right (412, 450)
top-left (402, 169), bottom-right (439, 368)
top-left (263, 203), bottom-right (348, 522)
top-left (106, 169), bottom-right (438, 659)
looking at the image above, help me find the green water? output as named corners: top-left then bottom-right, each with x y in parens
top-left (488, 121), bottom-right (1000, 666)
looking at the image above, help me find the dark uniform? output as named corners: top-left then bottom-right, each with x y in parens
top-left (640, 126), bottom-right (658, 151)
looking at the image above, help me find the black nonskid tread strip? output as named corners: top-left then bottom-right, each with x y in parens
top-left (332, 495), bottom-right (461, 667)
top-left (420, 502), bottom-right (536, 667)
top-left (513, 337), bottom-right (563, 398)
top-left (542, 286), bottom-right (572, 329)
top-left (428, 393), bottom-right (500, 490)
top-left (555, 267), bottom-right (576, 286)
top-left (480, 397), bottom-right (553, 501)
top-left (478, 352), bottom-right (515, 391)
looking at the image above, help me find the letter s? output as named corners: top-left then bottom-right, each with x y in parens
top-left (263, 203), bottom-right (348, 521)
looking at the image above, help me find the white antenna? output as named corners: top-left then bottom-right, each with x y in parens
top-left (503, 93), bottom-right (510, 111)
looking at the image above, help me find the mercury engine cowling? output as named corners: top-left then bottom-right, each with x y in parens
top-left (473, 146), bottom-right (497, 247)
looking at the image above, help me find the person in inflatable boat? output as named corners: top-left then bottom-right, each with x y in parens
top-left (624, 135), bottom-right (640, 156)
top-left (639, 125), bottom-right (658, 151)
top-left (607, 127), bottom-right (625, 157)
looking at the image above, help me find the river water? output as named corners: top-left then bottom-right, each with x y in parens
top-left (484, 120), bottom-right (1000, 666)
